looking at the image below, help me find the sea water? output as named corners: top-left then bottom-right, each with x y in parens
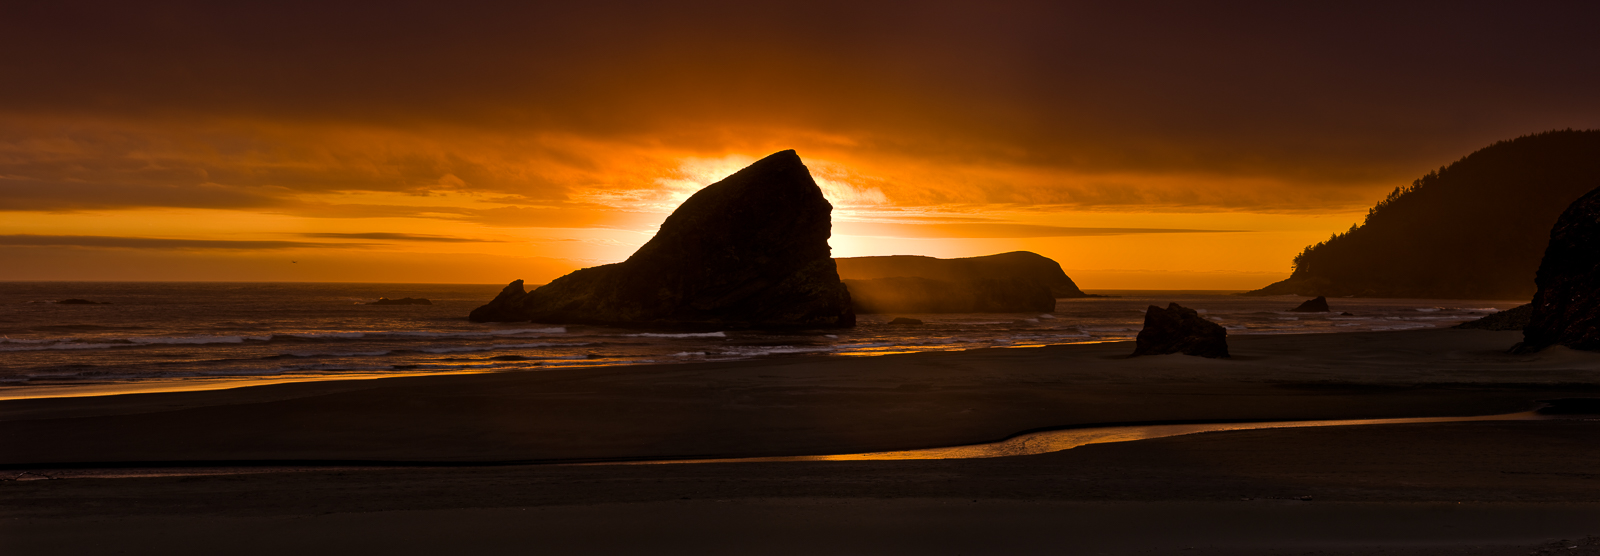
top-left (0, 282), bottom-right (1524, 399)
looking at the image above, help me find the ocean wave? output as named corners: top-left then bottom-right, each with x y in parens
top-left (624, 332), bottom-right (727, 338)
top-left (390, 362), bottom-right (508, 370)
top-left (1371, 323), bottom-right (1435, 330)
top-left (414, 346), bottom-right (495, 354)
top-left (129, 335), bottom-right (272, 345)
top-left (274, 342), bottom-right (591, 358)
top-left (274, 350), bottom-right (394, 358)
top-left (715, 346), bottom-right (834, 356)
top-left (272, 327), bottom-right (565, 341)
top-left (0, 343), bottom-right (120, 352)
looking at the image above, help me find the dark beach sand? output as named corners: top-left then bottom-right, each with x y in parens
top-left (5, 328), bottom-right (1600, 554)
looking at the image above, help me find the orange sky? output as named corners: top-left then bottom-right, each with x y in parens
top-left (3, 2), bottom-right (1598, 289)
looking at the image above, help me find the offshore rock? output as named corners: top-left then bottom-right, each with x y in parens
top-left (1289, 296), bottom-right (1331, 313)
top-left (842, 277), bottom-right (1055, 314)
top-left (1132, 302), bottom-right (1229, 358)
top-left (469, 150), bottom-right (854, 328)
top-left (1515, 186), bottom-right (1600, 352)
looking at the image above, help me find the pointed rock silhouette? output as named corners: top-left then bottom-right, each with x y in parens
top-left (1289, 296), bottom-right (1330, 312)
top-left (469, 150), bottom-right (854, 328)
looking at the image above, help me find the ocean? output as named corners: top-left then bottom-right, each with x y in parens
top-left (0, 282), bottom-right (1524, 400)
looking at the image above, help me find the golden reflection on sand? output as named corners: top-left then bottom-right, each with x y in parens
top-left (608, 411), bottom-right (1546, 465)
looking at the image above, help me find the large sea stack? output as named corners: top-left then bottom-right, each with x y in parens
top-left (1514, 186), bottom-right (1600, 353)
top-left (1132, 303), bottom-right (1229, 358)
top-left (469, 150), bottom-right (854, 328)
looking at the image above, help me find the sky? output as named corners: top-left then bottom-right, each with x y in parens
top-left (3, 1), bottom-right (1598, 289)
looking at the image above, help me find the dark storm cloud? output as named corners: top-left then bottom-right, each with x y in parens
top-left (0, 234), bottom-right (363, 250)
top-left (1, 1), bottom-right (1597, 211)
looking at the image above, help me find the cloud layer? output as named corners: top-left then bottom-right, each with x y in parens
top-left (2, 2), bottom-right (1597, 216)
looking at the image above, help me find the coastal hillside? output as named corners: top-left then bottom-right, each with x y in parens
top-left (1247, 129), bottom-right (1600, 299)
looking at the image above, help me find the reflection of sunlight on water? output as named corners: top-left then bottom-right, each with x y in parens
top-left (606, 411), bottom-right (1545, 465)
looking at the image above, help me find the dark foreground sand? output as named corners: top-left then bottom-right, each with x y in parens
top-left (5, 328), bottom-right (1600, 554)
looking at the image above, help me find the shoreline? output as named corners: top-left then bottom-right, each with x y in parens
top-left (0, 322), bottom-right (1541, 402)
top-left (4, 327), bottom-right (1596, 466)
top-left (8, 326), bottom-right (1600, 554)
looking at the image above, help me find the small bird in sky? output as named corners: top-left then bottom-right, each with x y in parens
top-left (291, 261), bottom-right (298, 263)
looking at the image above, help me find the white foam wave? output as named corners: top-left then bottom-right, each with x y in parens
top-left (624, 332), bottom-right (727, 338)
top-left (381, 328), bottom-right (566, 338)
top-left (0, 343), bottom-right (119, 352)
top-left (716, 346), bottom-right (833, 356)
top-left (278, 350), bottom-right (393, 358)
top-left (416, 346), bottom-right (495, 354)
top-left (1372, 323), bottom-right (1435, 330)
top-left (129, 335), bottom-right (271, 345)
top-left (492, 342), bottom-right (586, 349)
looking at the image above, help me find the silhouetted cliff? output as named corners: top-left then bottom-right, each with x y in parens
top-left (469, 150), bottom-right (854, 327)
top-left (1246, 129), bottom-right (1600, 299)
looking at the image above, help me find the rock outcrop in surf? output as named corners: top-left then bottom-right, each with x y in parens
top-left (1245, 130), bottom-right (1600, 299)
top-left (469, 150), bottom-right (854, 328)
top-left (1514, 186), bottom-right (1600, 352)
top-left (835, 251), bottom-right (1082, 313)
top-left (1289, 296), bottom-right (1330, 313)
top-left (1132, 303), bottom-right (1229, 358)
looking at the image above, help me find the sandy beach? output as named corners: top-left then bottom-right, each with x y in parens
top-left (5, 328), bottom-right (1600, 554)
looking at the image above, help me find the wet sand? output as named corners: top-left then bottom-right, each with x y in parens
top-left (5, 328), bottom-right (1600, 554)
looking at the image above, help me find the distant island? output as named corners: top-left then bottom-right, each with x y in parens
top-left (1246, 129), bottom-right (1600, 299)
top-left (836, 252), bottom-right (1085, 313)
